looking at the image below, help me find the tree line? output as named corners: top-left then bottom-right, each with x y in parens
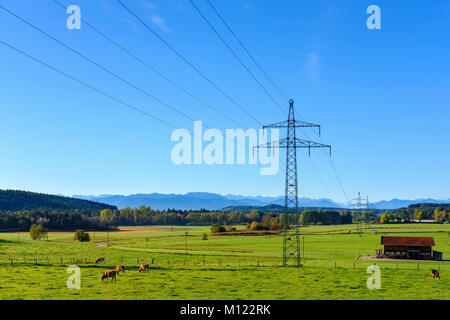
top-left (0, 206), bottom-right (353, 230)
top-left (381, 206), bottom-right (450, 223)
top-left (0, 189), bottom-right (116, 212)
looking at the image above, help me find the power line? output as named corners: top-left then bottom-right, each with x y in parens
top-left (0, 38), bottom-right (255, 167)
top-left (203, 0), bottom-right (350, 204)
top-left (115, 0), bottom-right (263, 126)
top-left (329, 156), bottom-right (350, 203)
top-left (192, 0), bottom-right (346, 202)
top-left (0, 39), bottom-right (176, 129)
top-left (5, 3), bottom-right (328, 203)
top-left (52, 0), bottom-right (246, 129)
top-left (0, 4), bottom-right (199, 124)
top-left (291, 106), bottom-right (350, 204)
top-left (204, 0), bottom-right (289, 103)
top-left (114, 0), bottom-right (296, 197)
top-left (187, 0), bottom-right (286, 115)
top-left (308, 157), bottom-right (333, 200)
top-left (2, 4), bottom-right (287, 197)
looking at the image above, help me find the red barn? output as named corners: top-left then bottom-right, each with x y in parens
top-left (381, 236), bottom-right (435, 260)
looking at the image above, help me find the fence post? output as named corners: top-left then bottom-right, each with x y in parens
top-left (10, 258), bottom-right (13, 267)
top-left (334, 261), bottom-right (337, 268)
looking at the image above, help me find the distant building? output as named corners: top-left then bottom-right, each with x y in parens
top-left (381, 236), bottom-right (440, 260)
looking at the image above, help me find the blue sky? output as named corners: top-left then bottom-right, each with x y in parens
top-left (0, 0), bottom-right (449, 202)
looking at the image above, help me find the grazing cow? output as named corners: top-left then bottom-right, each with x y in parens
top-left (108, 270), bottom-right (117, 282)
top-left (430, 269), bottom-right (441, 280)
top-left (138, 264), bottom-right (150, 273)
top-left (101, 270), bottom-right (117, 282)
top-left (95, 257), bottom-right (105, 264)
top-left (115, 265), bottom-right (125, 274)
top-left (100, 271), bottom-right (109, 281)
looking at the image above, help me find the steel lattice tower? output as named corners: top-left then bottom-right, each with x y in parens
top-left (351, 192), bottom-right (369, 234)
top-left (255, 100), bottom-right (331, 266)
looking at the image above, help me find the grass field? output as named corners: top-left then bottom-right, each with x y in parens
top-left (0, 223), bottom-right (449, 300)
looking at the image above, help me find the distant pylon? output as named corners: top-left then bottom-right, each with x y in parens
top-left (351, 192), bottom-right (370, 234)
top-left (255, 100), bottom-right (331, 266)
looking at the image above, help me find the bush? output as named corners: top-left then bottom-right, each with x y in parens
top-left (201, 233), bottom-right (208, 240)
top-left (269, 221), bottom-right (282, 230)
top-left (74, 229), bottom-right (90, 242)
top-left (29, 224), bottom-right (48, 240)
top-left (226, 226), bottom-right (237, 232)
top-left (211, 224), bottom-right (226, 233)
top-left (249, 221), bottom-right (269, 231)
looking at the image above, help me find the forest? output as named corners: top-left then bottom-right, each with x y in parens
top-left (0, 206), bottom-right (353, 231)
top-left (384, 203), bottom-right (450, 223)
top-left (0, 190), bottom-right (116, 212)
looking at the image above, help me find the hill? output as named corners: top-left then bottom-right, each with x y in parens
top-left (0, 190), bottom-right (117, 212)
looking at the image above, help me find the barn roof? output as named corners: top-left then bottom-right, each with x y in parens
top-left (381, 236), bottom-right (435, 246)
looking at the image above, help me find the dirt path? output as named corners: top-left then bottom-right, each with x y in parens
top-left (359, 256), bottom-right (450, 263)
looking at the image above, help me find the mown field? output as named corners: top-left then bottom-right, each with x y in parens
top-left (0, 223), bottom-right (448, 300)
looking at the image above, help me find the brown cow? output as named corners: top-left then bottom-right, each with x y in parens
top-left (430, 269), bottom-right (440, 280)
top-left (100, 271), bottom-right (109, 281)
top-left (95, 257), bottom-right (105, 264)
top-left (100, 270), bottom-right (117, 282)
top-left (138, 264), bottom-right (150, 273)
top-left (115, 265), bottom-right (125, 274)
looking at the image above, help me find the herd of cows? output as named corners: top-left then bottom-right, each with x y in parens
top-left (94, 257), bottom-right (151, 282)
top-left (92, 257), bottom-right (442, 282)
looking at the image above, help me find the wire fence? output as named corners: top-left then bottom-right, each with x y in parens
top-left (1, 254), bottom-right (448, 272)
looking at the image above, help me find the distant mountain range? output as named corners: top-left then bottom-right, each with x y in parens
top-left (72, 192), bottom-right (450, 211)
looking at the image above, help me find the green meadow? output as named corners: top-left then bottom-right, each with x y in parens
top-left (0, 224), bottom-right (448, 300)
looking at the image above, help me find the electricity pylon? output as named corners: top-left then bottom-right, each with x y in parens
top-left (351, 192), bottom-right (370, 234)
top-left (255, 99), bottom-right (331, 267)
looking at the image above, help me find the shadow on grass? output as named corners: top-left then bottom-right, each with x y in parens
top-left (0, 239), bottom-right (19, 244)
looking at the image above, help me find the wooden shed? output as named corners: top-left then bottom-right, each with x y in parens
top-left (381, 236), bottom-right (435, 260)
